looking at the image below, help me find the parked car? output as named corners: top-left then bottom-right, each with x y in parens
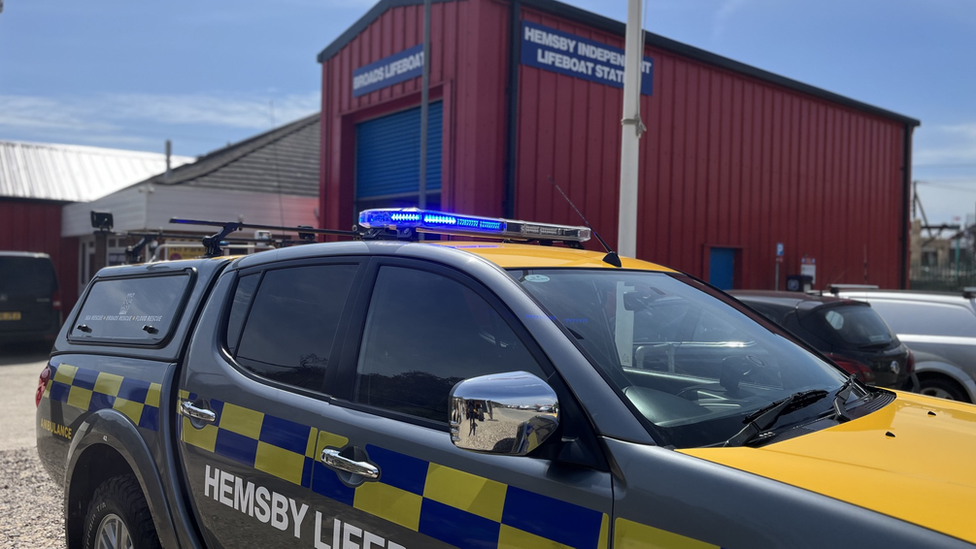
top-left (831, 286), bottom-right (976, 402)
top-left (0, 251), bottom-right (61, 344)
top-left (729, 291), bottom-right (915, 390)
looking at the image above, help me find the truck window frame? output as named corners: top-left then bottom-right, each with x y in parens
top-left (66, 270), bottom-right (196, 349)
top-left (328, 256), bottom-right (608, 470)
top-left (218, 257), bottom-right (368, 399)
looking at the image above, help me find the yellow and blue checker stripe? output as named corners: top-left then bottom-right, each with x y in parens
top-left (329, 444), bottom-right (610, 549)
top-left (45, 363), bottom-right (162, 431)
top-left (181, 397), bottom-right (609, 549)
top-left (614, 518), bottom-right (722, 549)
top-left (180, 397), bottom-right (318, 489)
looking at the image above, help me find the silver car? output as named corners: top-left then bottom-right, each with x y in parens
top-left (832, 286), bottom-right (976, 401)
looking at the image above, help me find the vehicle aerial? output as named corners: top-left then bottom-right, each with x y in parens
top-left (36, 209), bottom-right (976, 549)
top-left (729, 290), bottom-right (915, 391)
top-left (831, 286), bottom-right (976, 402)
top-left (0, 251), bottom-right (61, 344)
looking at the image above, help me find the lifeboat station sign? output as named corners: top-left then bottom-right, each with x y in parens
top-left (521, 21), bottom-right (654, 95)
top-left (352, 44), bottom-right (424, 97)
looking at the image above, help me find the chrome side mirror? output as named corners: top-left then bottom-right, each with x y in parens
top-left (449, 371), bottom-right (559, 456)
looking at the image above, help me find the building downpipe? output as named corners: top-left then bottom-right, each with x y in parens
top-left (503, 0), bottom-right (521, 219)
top-left (901, 123), bottom-right (913, 289)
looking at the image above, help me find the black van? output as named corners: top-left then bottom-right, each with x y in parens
top-left (0, 252), bottom-right (61, 344)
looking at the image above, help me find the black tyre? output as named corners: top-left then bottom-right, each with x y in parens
top-left (918, 376), bottom-right (970, 403)
top-left (83, 475), bottom-right (161, 549)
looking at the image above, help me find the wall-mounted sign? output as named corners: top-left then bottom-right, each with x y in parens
top-left (521, 21), bottom-right (653, 95)
top-left (801, 256), bottom-right (816, 284)
top-left (353, 44), bottom-right (424, 98)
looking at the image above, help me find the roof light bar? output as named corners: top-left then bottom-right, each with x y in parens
top-left (358, 208), bottom-right (591, 243)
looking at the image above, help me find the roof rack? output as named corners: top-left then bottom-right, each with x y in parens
top-left (169, 218), bottom-right (359, 258)
top-left (167, 208), bottom-right (593, 259)
top-left (827, 284), bottom-right (880, 295)
top-left (120, 231), bottom-right (198, 264)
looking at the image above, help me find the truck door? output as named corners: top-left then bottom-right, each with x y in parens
top-left (299, 258), bottom-right (614, 549)
top-left (177, 259), bottom-right (366, 548)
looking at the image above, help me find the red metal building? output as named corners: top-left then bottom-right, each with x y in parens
top-left (318, 0), bottom-right (919, 290)
top-left (0, 200), bottom-right (78, 310)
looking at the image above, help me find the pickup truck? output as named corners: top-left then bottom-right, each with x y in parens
top-left (36, 209), bottom-right (976, 548)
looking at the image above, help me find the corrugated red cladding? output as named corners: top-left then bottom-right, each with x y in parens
top-left (0, 200), bottom-right (79, 310)
top-left (320, 0), bottom-right (909, 289)
top-left (516, 8), bottom-right (907, 290)
top-left (320, 0), bottom-right (512, 233)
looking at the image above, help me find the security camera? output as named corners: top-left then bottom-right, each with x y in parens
top-left (91, 211), bottom-right (114, 231)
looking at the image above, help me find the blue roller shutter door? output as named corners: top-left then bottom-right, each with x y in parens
top-left (355, 102), bottom-right (442, 202)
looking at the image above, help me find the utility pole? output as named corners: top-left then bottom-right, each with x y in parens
top-left (617, 0), bottom-right (645, 258)
top-left (418, 0), bottom-right (432, 210)
top-left (165, 140), bottom-right (172, 179)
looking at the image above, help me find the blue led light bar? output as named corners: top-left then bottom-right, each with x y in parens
top-left (358, 208), bottom-right (590, 242)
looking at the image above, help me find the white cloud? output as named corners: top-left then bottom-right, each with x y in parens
top-left (0, 96), bottom-right (120, 133)
top-left (0, 91), bottom-right (319, 150)
top-left (915, 124), bottom-right (976, 166)
top-left (107, 92), bottom-right (319, 129)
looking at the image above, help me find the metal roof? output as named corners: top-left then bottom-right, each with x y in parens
top-left (0, 141), bottom-right (193, 203)
top-left (143, 113), bottom-right (320, 197)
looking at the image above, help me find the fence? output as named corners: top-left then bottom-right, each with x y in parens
top-left (910, 262), bottom-right (976, 292)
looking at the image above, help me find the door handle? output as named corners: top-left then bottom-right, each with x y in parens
top-left (320, 449), bottom-right (379, 479)
top-left (180, 400), bottom-right (216, 423)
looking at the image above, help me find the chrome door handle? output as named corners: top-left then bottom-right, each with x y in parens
top-left (180, 400), bottom-right (216, 423)
top-left (320, 449), bottom-right (379, 479)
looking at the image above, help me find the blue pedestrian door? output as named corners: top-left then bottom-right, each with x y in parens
top-left (709, 248), bottom-right (736, 290)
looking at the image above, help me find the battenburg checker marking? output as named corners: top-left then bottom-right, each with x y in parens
top-left (44, 363), bottom-right (162, 431)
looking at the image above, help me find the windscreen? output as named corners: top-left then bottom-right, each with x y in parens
top-left (512, 269), bottom-right (846, 448)
top-left (0, 256), bottom-right (57, 296)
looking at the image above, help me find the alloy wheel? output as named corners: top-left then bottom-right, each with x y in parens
top-left (95, 513), bottom-right (132, 549)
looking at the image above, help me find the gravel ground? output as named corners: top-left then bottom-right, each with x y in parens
top-left (1, 343), bottom-right (65, 548)
top-left (0, 447), bottom-right (65, 549)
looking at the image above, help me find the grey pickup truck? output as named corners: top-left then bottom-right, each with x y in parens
top-left (36, 209), bottom-right (976, 549)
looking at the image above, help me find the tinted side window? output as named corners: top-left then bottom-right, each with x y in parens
top-left (235, 265), bottom-right (358, 390)
top-left (226, 273), bottom-right (259, 356)
top-left (868, 300), bottom-right (976, 338)
top-left (355, 266), bottom-right (546, 422)
top-left (72, 274), bottom-right (189, 343)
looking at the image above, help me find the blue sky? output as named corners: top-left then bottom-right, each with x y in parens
top-left (1, 0), bottom-right (974, 224)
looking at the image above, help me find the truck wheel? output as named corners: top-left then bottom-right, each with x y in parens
top-left (83, 475), bottom-right (161, 549)
top-left (918, 376), bottom-right (970, 402)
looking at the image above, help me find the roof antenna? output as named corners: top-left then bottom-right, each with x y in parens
top-left (547, 176), bottom-right (621, 267)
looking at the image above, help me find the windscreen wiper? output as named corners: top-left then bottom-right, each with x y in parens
top-left (723, 389), bottom-right (828, 447)
top-left (831, 375), bottom-right (858, 423)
